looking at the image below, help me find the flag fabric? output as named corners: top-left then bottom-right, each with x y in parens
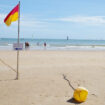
top-left (4, 4), bottom-right (19, 26)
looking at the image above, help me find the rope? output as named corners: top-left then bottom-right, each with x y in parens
top-left (0, 58), bottom-right (16, 73)
top-left (62, 74), bottom-right (75, 90)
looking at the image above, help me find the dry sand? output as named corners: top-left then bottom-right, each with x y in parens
top-left (0, 50), bottom-right (105, 105)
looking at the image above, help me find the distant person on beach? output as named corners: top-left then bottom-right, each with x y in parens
top-left (44, 42), bottom-right (46, 49)
top-left (25, 42), bottom-right (30, 49)
top-left (37, 42), bottom-right (39, 46)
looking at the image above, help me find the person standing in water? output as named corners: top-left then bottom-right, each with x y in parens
top-left (44, 42), bottom-right (47, 49)
top-left (25, 42), bottom-right (30, 50)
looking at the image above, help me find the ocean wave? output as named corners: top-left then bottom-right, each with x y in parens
top-left (1, 40), bottom-right (105, 50)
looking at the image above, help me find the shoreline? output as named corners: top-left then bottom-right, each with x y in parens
top-left (1, 38), bottom-right (105, 51)
top-left (0, 48), bottom-right (105, 51)
top-left (1, 44), bottom-right (105, 51)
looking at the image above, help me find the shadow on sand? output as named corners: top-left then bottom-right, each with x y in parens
top-left (67, 98), bottom-right (82, 104)
top-left (0, 78), bottom-right (17, 81)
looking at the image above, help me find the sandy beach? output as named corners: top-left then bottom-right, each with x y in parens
top-left (0, 50), bottom-right (105, 105)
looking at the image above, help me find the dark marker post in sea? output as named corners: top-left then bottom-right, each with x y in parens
top-left (67, 36), bottom-right (69, 40)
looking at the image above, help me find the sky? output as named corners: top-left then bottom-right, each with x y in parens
top-left (0, 0), bottom-right (105, 39)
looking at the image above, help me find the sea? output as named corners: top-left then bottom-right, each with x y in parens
top-left (0, 38), bottom-right (105, 51)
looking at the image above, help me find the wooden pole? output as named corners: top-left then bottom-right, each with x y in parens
top-left (16, 1), bottom-right (20, 80)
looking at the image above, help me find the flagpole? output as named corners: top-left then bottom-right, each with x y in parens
top-left (16, 1), bottom-right (20, 80)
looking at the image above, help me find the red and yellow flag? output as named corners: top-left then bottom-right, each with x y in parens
top-left (4, 4), bottom-right (19, 26)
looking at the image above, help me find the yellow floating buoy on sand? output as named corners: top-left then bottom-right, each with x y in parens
top-left (73, 87), bottom-right (88, 103)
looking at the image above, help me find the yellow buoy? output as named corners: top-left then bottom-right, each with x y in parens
top-left (73, 87), bottom-right (88, 102)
